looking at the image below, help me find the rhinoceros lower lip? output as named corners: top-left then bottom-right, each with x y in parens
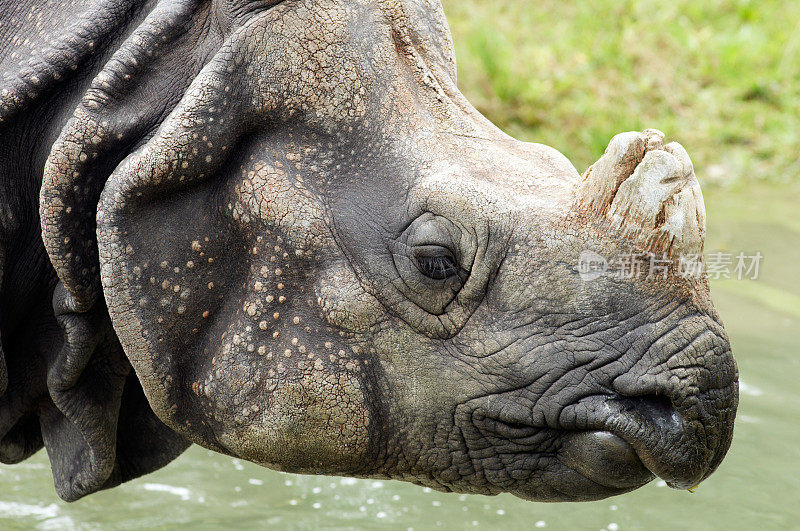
top-left (558, 430), bottom-right (654, 490)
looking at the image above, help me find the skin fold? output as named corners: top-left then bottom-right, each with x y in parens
top-left (0, 0), bottom-right (737, 502)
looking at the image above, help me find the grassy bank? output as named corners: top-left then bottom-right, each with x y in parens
top-left (442, 0), bottom-right (800, 186)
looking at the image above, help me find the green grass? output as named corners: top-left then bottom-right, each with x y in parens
top-left (441, 0), bottom-right (800, 186)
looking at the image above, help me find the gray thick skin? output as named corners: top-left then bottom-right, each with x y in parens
top-left (0, 0), bottom-right (737, 502)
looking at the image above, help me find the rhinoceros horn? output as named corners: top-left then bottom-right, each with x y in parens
top-left (576, 129), bottom-right (706, 259)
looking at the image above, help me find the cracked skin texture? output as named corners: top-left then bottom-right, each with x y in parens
top-left (0, 0), bottom-right (738, 502)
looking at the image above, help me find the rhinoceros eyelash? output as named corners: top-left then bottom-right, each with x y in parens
top-left (416, 253), bottom-right (460, 280)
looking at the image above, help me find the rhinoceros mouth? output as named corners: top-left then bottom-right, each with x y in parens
top-left (473, 414), bottom-right (654, 491)
top-left (571, 393), bottom-right (720, 490)
top-left (473, 387), bottom-right (735, 496)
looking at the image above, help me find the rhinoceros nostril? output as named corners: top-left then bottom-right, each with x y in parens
top-left (620, 394), bottom-right (674, 417)
top-left (617, 394), bottom-right (682, 430)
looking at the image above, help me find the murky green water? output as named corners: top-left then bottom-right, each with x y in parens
top-left (1, 184), bottom-right (798, 529)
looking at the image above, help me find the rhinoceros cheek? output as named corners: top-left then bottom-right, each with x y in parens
top-left (218, 368), bottom-right (372, 473)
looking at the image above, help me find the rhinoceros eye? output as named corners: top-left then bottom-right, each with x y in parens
top-left (414, 246), bottom-right (461, 280)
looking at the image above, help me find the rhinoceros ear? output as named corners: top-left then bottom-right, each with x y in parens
top-left (93, 14), bottom-right (286, 440)
top-left (35, 0), bottom-right (237, 500)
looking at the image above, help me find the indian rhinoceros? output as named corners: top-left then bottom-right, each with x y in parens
top-left (0, 0), bottom-right (738, 502)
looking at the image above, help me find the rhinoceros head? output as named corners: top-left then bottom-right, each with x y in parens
top-left (38, 0), bottom-right (737, 501)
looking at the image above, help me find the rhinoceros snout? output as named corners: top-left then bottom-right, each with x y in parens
top-left (558, 316), bottom-right (739, 492)
top-left (607, 347), bottom-right (739, 489)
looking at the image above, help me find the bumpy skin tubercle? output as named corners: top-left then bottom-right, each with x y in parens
top-left (0, 0), bottom-right (737, 502)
